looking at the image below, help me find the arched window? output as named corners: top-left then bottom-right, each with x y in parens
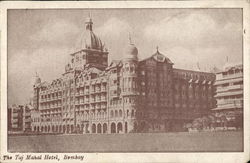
top-left (115, 110), bottom-right (118, 117)
top-left (130, 65), bottom-right (134, 73)
top-left (110, 110), bottom-right (114, 118)
top-left (119, 110), bottom-right (122, 117)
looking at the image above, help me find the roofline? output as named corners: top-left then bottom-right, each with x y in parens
top-left (173, 68), bottom-right (215, 75)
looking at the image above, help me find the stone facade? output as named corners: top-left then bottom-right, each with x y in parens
top-left (31, 16), bottom-right (216, 134)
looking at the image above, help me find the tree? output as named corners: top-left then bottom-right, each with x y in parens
top-left (201, 116), bottom-right (210, 129)
top-left (192, 118), bottom-right (203, 131)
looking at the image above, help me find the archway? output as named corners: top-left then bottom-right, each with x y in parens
top-left (81, 124), bottom-right (84, 133)
top-left (48, 126), bottom-right (50, 132)
top-left (67, 125), bottom-right (70, 133)
top-left (59, 125), bottom-right (62, 133)
top-left (132, 110), bottom-right (135, 117)
top-left (71, 125), bottom-right (74, 133)
top-left (117, 122), bottom-right (123, 133)
top-left (134, 122), bottom-right (137, 132)
top-left (92, 124), bottom-right (96, 133)
top-left (85, 124), bottom-right (89, 133)
top-left (56, 125), bottom-right (58, 132)
top-left (140, 121), bottom-right (146, 132)
top-left (125, 122), bottom-right (128, 133)
top-left (41, 126), bottom-right (44, 132)
top-left (110, 110), bottom-right (114, 118)
top-left (63, 125), bottom-right (66, 133)
top-left (34, 126), bottom-right (37, 132)
top-left (111, 122), bottom-right (116, 133)
top-left (45, 126), bottom-right (47, 132)
top-left (77, 124), bottom-right (80, 133)
top-left (103, 123), bottom-right (107, 133)
top-left (97, 123), bottom-right (102, 133)
top-left (52, 125), bottom-right (55, 132)
top-left (119, 110), bottom-right (122, 117)
top-left (37, 126), bottom-right (39, 132)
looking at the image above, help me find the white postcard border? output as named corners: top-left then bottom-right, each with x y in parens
top-left (0, 1), bottom-right (249, 163)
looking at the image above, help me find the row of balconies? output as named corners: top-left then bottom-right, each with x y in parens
top-left (40, 89), bottom-right (62, 95)
top-left (175, 103), bottom-right (210, 107)
top-left (174, 94), bottom-right (212, 99)
top-left (40, 96), bottom-right (62, 102)
top-left (75, 97), bottom-right (107, 104)
top-left (91, 87), bottom-right (107, 93)
top-left (40, 108), bottom-right (61, 113)
top-left (217, 99), bottom-right (243, 106)
top-left (216, 84), bottom-right (243, 92)
top-left (40, 111), bottom-right (62, 116)
top-left (75, 104), bottom-right (107, 110)
top-left (90, 104), bottom-right (107, 110)
top-left (76, 82), bottom-right (107, 89)
top-left (11, 119), bottom-right (19, 123)
top-left (75, 88), bottom-right (107, 96)
top-left (24, 118), bottom-right (31, 123)
top-left (12, 109), bottom-right (20, 113)
top-left (90, 97), bottom-right (107, 103)
top-left (11, 112), bottom-right (19, 117)
top-left (24, 112), bottom-right (31, 116)
top-left (75, 100), bottom-right (89, 104)
top-left (217, 102), bottom-right (243, 108)
top-left (75, 104), bottom-right (90, 109)
top-left (109, 104), bottom-right (123, 108)
top-left (40, 103), bottom-right (62, 109)
top-left (76, 113), bottom-right (108, 120)
top-left (75, 91), bottom-right (88, 96)
top-left (62, 114), bottom-right (74, 119)
top-left (221, 72), bottom-right (243, 80)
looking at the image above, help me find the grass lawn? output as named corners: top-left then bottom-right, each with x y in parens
top-left (8, 131), bottom-right (243, 152)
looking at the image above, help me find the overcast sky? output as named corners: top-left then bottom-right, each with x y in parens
top-left (7, 9), bottom-right (242, 105)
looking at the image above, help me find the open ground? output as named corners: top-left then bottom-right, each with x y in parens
top-left (8, 131), bottom-right (243, 152)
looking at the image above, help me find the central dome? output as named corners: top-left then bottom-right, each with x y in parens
top-left (75, 16), bottom-right (104, 51)
top-left (84, 31), bottom-right (103, 50)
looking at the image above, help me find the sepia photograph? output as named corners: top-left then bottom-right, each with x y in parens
top-left (1, 1), bottom-right (249, 163)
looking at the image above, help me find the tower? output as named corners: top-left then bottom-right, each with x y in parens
top-left (121, 38), bottom-right (139, 133)
top-left (33, 72), bottom-right (41, 110)
top-left (69, 15), bottom-right (108, 72)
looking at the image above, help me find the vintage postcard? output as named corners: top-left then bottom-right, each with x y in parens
top-left (0, 1), bottom-right (249, 163)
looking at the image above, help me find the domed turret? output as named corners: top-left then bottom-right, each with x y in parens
top-left (123, 36), bottom-right (138, 61)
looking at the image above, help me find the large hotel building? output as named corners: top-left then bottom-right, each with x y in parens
top-left (31, 16), bottom-right (216, 134)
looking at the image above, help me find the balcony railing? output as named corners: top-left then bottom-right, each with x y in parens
top-left (101, 97), bottom-right (107, 101)
top-left (221, 73), bottom-right (243, 80)
top-left (217, 85), bottom-right (243, 92)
